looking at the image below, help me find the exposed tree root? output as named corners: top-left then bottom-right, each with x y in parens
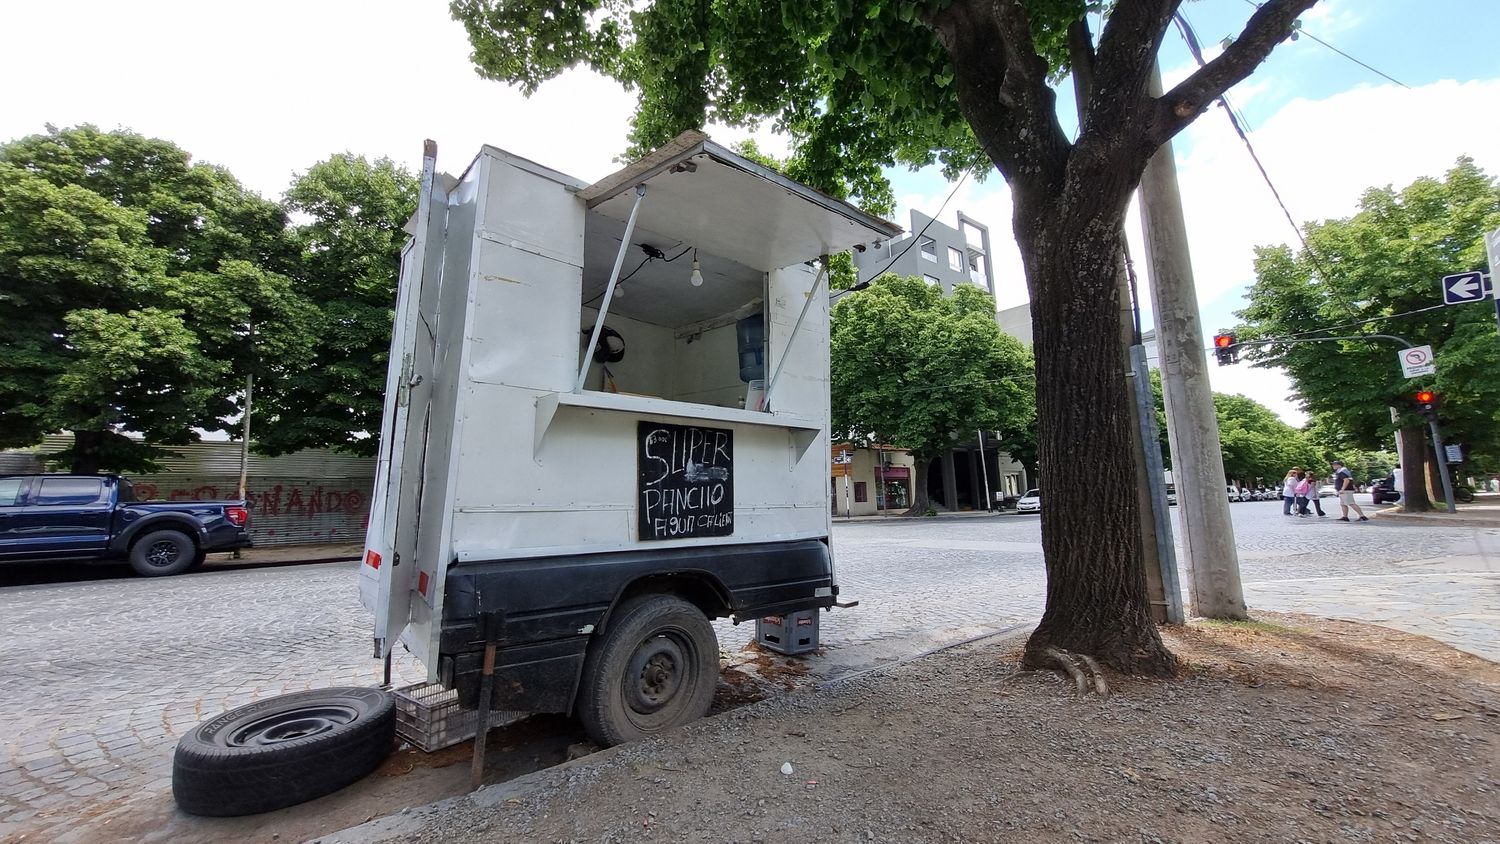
top-left (1041, 647), bottom-right (1111, 698)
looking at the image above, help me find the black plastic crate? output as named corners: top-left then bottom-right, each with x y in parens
top-left (755, 609), bottom-right (819, 655)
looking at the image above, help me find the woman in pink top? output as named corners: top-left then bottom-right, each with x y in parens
top-left (1294, 472), bottom-right (1314, 516)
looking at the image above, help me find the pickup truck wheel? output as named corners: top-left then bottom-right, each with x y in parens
top-left (128, 529), bottom-right (197, 577)
top-left (577, 595), bottom-right (717, 747)
top-left (172, 686), bottom-right (395, 817)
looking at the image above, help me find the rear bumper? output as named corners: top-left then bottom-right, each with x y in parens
top-left (204, 529), bottom-right (253, 552)
top-left (439, 539), bottom-right (836, 712)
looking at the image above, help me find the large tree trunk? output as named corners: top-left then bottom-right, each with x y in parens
top-left (1398, 425), bottom-right (1431, 512)
top-left (904, 457), bottom-right (934, 516)
top-left (1016, 206), bottom-right (1176, 677)
top-left (70, 430), bottom-right (104, 475)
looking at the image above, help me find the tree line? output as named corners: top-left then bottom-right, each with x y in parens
top-left (0, 125), bottom-right (417, 473)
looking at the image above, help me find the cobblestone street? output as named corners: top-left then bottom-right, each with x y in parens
top-left (0, 500), bottom-right (1495, 840)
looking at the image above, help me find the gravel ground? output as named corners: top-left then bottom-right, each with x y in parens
top-left (331, 612), bottom-right (1500, 844)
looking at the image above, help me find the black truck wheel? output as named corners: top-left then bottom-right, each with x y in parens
top-left (172, 686), bottom-right (396, 817)
top-left (128, 529), bottom-right (197, 577)
top-left (577, 594), bottom-right (718, 747)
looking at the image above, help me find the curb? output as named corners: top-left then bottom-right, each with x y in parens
top-left (1371, 511), bottom-right (1500, 529)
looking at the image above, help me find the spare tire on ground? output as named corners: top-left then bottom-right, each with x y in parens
top-left (173, 686), bottom-right (396, 817)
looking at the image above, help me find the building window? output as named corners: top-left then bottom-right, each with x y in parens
top-left (923, 274), bottom-right (941, 287)
top-left (919, 236), bottom-right (937, 261)
top-left (854, 482), bottom-right (868, 503)
top-left (948, 246), bottom-right (963, 271)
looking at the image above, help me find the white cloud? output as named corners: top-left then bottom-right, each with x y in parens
top-left (1299, 0), bottom-right (1364, 37)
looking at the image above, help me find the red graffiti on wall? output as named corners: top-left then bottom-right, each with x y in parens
top-left (134, 479), bottom-right (369, 523)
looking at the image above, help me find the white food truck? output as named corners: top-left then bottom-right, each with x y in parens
top-left (359, 132), bottom-right (899, 745)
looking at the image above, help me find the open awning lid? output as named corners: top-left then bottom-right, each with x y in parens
top-left (579, 131), bottom-right (902, 272)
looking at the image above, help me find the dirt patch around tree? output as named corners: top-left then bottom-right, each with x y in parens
top-left (351, 612), bottom-right (1498, 843)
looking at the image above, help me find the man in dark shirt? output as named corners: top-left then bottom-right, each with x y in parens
top-left (1332, 460), bottom-right (1368, 522)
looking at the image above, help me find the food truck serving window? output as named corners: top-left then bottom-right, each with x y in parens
top-left (573, 133), bottom-right (900, 412)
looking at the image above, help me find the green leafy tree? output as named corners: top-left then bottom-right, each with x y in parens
top-left (1212, 393), bottom-right (1320, 486)
top-left (1237, 158), bottom-right (1500, 511)
top-left (832, 275), bottom-right (1034, 515)
top-left (0, 126), bottom-right (312, 473)
top-left (253, 154), bottom-right (419, 457)
top-left (451, 0), bottom-right (1316, 672)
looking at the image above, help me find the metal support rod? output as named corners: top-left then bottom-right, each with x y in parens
top-left (576, 186), bottom-right (646, 393)
top-left (382, 650), bottom-right (392, 688)
top-left (976, 430), bottom-right (993, 511)
top-left (237, 323), bottom-right (255, 500)
top-left (1428, 417), bottom-right (1457, 513)
top-left (1130, 345), bottom-right (1184, 624)
top-left (761, 260), bottom-right (829, 410)
top-left (1493, 294), bottom-right (1500, 357)
top-left (470, 613), bottom-right (501, 791)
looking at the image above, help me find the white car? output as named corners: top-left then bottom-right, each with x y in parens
top-left (1318, 484), bottom-right (1336, 498)
top-left (1016, 489), bottom-right (1041, 513)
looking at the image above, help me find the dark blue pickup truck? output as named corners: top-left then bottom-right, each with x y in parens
top-left (0, 474), bottom-right (252, 576)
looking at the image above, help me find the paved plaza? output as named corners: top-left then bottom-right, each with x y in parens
top-left (0, 500), bottom-right (1495, 839)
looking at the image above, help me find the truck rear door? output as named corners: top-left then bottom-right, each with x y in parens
top-left (361, 141), bottom-right (447, 660)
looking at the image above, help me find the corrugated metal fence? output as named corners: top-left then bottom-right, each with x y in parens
top-left (2, 435), bottom-right (375, 547)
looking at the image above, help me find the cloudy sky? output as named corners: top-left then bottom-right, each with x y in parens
top-left (4, 0), bottom-right (1498, 423)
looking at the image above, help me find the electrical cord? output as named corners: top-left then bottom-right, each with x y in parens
top-left (581, 244), bottom-right (694, 307)
top-left (832, 169), bottom-right (974, 303)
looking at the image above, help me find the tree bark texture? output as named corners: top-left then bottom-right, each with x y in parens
top-left (905, 457), bottom-right (934, 516)
top-left (922, 0), bottom-right (1316, 676)
top-left (1398, 425), bottom-right (1432, 512)
top-left (70, 430), bottom-right (104, 475)
top-left (1015, 207), bottom-right (1176, 676)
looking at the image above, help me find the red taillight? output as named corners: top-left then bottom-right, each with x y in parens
top-left (366, 550), bottom-right (382, 569)
top-left (225, 506), bottom-right (248, 527)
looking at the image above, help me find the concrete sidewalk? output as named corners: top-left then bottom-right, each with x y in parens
top-left (206, 541), bottom-right (362, 566)
top-left (1372, 496), bottom-right (1500, 529)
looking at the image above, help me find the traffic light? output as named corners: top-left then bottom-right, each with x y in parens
top-left (1213, 332), bottom-right (1238, 366)
top-left (1415, 389), bottom-right (1440, 419)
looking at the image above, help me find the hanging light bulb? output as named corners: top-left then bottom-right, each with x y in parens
top-left (614, 281), bottom-right (625, 299)
top-left (689, 259), bottom-right (703, 287)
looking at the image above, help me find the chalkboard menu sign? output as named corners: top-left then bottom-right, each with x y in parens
top-left (637, 421), bottom-right (734, 540)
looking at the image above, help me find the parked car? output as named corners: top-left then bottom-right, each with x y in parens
top-left (1165, 484), bottom-right (1177, 506)
top-left (1317, 484), bottom-right (1336, 498)
top-left (1368, 477), bottom-right (1401, 505)
top-left (1016, 489), bottom-right (1041, 513)
top-left (0, 474), bottom-right (251, 576)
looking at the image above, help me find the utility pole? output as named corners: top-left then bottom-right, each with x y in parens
top-left (1137, 64), bottom-right (1247, 620)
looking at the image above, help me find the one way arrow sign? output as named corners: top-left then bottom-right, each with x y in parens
top-left (1441, 271), bottom-right (1491, 305)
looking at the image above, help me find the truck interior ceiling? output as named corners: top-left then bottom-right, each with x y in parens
top-left (578, 209), bottom-right (766, 410)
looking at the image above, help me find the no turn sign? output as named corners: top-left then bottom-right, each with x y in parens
top-left (1399, 345), bottom-right (1436, 378)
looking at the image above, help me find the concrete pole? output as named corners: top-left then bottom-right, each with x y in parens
top-left (1138, 64), bottom-right (1247, 620)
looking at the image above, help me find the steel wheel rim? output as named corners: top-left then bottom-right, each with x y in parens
top-left (225, 705), bottom-right (360, 747)
top-left (623, 632), bottom-right (692, 717)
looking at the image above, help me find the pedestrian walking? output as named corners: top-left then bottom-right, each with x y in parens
top-left (1281, 467), bottom-right (1301, 516)
top-left (1294, 472), bottom-right (1314, 516)
top-left (1331, 459), bottom-right (1368, 522)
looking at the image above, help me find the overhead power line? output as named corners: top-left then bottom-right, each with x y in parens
top-left (1239, 0), bottom-right (1409, 89)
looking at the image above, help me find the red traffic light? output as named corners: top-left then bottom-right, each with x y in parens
top-left (1416, 390), bottom-right (1436, 404)
top-left (1214, 334), bottom-right (1233, 348)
